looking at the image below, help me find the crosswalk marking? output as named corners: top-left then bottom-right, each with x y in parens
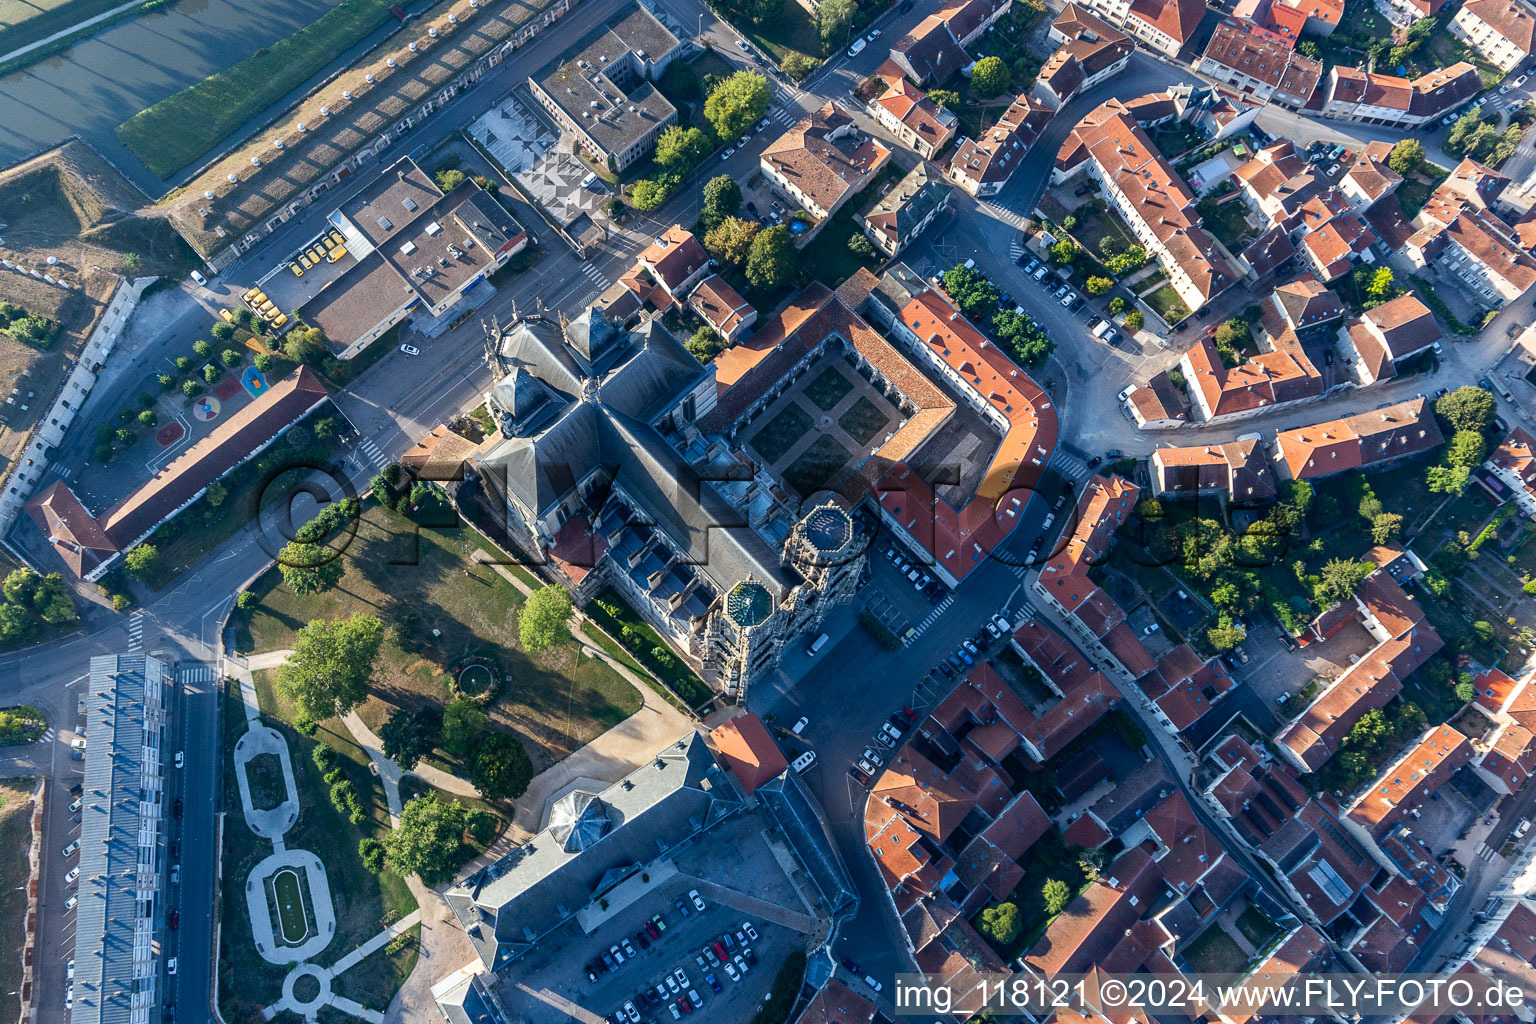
top-left (1008, 241), bottom-right (1026, 260)
top-left (580, 263), bottom-right (610, 288)
top-left (979, 199), bottom-right (1027, 231)
top-left (357, 439), bottom-right (389, 470)
top-left (904, 595), bottom-right (955, 644)
top-left (772, 107), bottom-right (795, 126)
top-left (127, 612), bottom-right (144, 652)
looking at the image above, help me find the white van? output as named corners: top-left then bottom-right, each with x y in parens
top-left (847, 36), bottom-right (866, 57)
top-left (1092, 319), bottom-right (1113, 339)
top-left (806, 633), bottom-right (829, 656)
top-left (791, 750), bottom-right (817, 774)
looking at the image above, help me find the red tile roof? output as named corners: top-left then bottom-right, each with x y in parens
top-left (711, 712), bottom-right (789, 793)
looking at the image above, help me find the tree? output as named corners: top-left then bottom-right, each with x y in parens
top-left (211, 321), bottom-right (235, 342)
top-left (941, 264), bottom-right (1000, 316)
top-left (847, 232), bottom-right (876, 259)
top-left (704, 216), bottom-right (761, 266)
top-left (1318, 558), bottom-right (1373, 606)
top-left (123, 252), bottom-right (142, 271)
top-left (284, 326), bottom-right (328, 366)
top-left (970, 56), bottom-right (1010, 98)
top-left (1389, 139), bottom-right (1426, 177)
top-left (3, 567), bottom-right (39, 606)
top-left (0, 604), bottom-right (33, 645)
top-left (434, 168), bottom-right (467, 192)
top-left (990, 308), bottom-right (1055, 366)
top-left (276, 613), bottom-right (384, 723)
top-left (1207, 623), bottom-right (1247, 651)
top-left (1428, 463), bottom-right (1472, 495)
top-left (704, 71), bottom-right (771, 142)
top-left (654, 125), bottom-right (711, 170)
top-left (745, 225), bottom-right (795, 289)
top-left (630, 175), bottom-right (678, 212)
top-left (1085, 276), bottom-right (1112, 297)
top-left (442, 699), bottom-right (488, 758)
top-left (1042, 878), bottom-right (1072, 916)
top-left (978, 901), bottom-right (1021, 945)
top-left (520, 585), bottom-right (572, 653)
top-left (124, 544), bottom-right (159, 581)
top-left (815, 0), bottom-right (856, 46)
top-left (277, 541), bottom-right (345, 596)
top-left (700, 175), bottom-right (742, 228)
top-left (687, 326), bottom-right (728, 363)
top-left (220, 348), bottom-right (243, 368)
top-left (379, 707), bottom-right (438, 771)
top-left (782, 53), bottom-right (818, 80)
top-left (1108, 297), bottom-right (1126, 314)
top-left (382, 794), bottom-right (467, 883)
top-left (1371, 512), bottom-right (1404, 544)
top-left (1105, 245), bottom-right (1147, 276)
top-left (741, 0), bottom-right (783, 24)
top-left (1456, 680), bottom-right (1478, 703)
top-left (927, 88), bottom-right (960, 111)
top-left (1049, 238), bottom-right (1077, 264)
top-left (192, 340), bottom-right (212, 359)
top-left (1125, 310), bottom-right (1144, 329)
top-left (470, 731), bottom-right (534, 799)
top-left (358, 837), bottom-right (387, 873)
top-left (1437, 386), bottom-right (1496, 433)
top-left (1298, 38), bottom-right (1321, 57)
top-left (1366, 267), bottom-right (1397, 299)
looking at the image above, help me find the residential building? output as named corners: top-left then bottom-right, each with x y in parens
top-left (1485, 427), bottom-right (1536, 517)
top-left (1149, 438), bottom-right (1277, 503)
top-left (1033, 474), bottom-right (1157, 680)
top-left (860, 162), bottom-right (952, 258)
top-left (476, 304), bottom-right (862, 700)
top-left (688, 275), bottom-right (757, 344)
top-left (1122, 373), bottom-right (1189, 428)
top-left (1054, 94), bottom-right (1239, 315)
top-left (794, 981), bottom-right (877, 1024)
top-left (1334, 293), bottom-right (1441, 385)
top-left (1275, 569), bottom-right (1443, 771)
top-left (1268, 273), bottom-right (1345, 331)
top-left (1198, 18), bottom-right (1322, 107)
top-left (28, 367), bottom-right (330, 580)
top-left (165, 0), bottom-right (575, 269)
top-left (761, 103), bottom-right (893, 222)
top-left (527, 4), bottom-right (683, 172)
top-left (1293, 188), bottom-right (1378, 280)
top-left (866, 63), bottom-right (957, 159)
top-left (1034, 6), bottom-right (1133, 109)
top-left (1452, 0), bottom-right (1536, 71)
top-left (1339, 140), bottom-right (1404, 213)
top-left (71, 653), bottom-right (171, 1024)
top-left (632, 224), bottom-right (709, 304)
top-left (1138, 643), bottom-right (1237, 732)
top-left (300, 157), bottom-right (528, 357)
top-left (1274, 397), bottom-right (1445, 480)
top-left (946, 93), bottom-right (1054, 196)
top-left (1467, 663), bottom-right (1536, 794)
top-left (1272, 0), bottom-right (1344, 34)
top-left (1178, 333), bottom-right (1323, 423)
top-left (1081, 0), bottom-right (1209, 55)
top-left (888, 0), bottom-right (1014, 83)
top-left (1322, 62), bottom-right (1482, 129)
top-left (1404, 184), bottom-right (1536, 307)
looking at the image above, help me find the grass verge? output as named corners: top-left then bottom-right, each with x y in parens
top-left (0, 778), bottom-right (34, 1024)
top-left (585, 587), bottom-right (711, 709)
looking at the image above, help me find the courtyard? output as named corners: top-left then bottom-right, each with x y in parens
top-left (743, 357), bottom-right (907, 501)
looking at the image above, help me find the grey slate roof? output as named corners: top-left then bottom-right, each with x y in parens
top-left (73, 654), bottom-right (168, 1024)
top-left (443, 733), bottom-right (739, 970)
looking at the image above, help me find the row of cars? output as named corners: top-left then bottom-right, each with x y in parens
top-left (880, 543), bottom-right (948, 605)
top-left (925, 612), bottom-right (1014, 690)
top-left (586, 891), bottom-right (708, 981)
top-left (606, 916), bottom-right (763, 1024)
top-left (1013, 254), bottom-right (1084, 313)
top-left (287, 230), bottom-right (348, 276)
top-left (847, 706), bottom-right (917, 786)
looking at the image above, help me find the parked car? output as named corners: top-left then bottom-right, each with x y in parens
top-left (706, 973), bottom-right (721, 993)
top-left (63, 840), bottom-right (79, 857)
top-left (167, 958), bottom-right (178, 976)
top-left (64, 867), bottom-right (79, 884)
top-left (689, 889), bottom-right (706, 912)
top-left (174, 751), bottom-right (184, 768)
top-left (65, 894), bottom-right (78, 910)
top-left (168, 910), bottom-right (179, 930)
top-left (736, 39), bottom-right (750, 52)
top-left (723, 962), bottom-right (739, 982)
top-left (847, 36), bottom-right (866, 57)
top-left (620, 938), bottom-right (636, 958)
top-left (675, 898), bottom-right (690, 917)
top-left (651, 913), bottom-right (667, 933)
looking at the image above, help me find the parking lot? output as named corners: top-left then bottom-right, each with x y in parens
top-left (494, 815), bottom-right (815, 1024)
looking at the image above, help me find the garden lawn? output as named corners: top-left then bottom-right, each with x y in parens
top-left (330, 925), bottom-right (421, 1011)
top-left (1201, 197), bottom-right (1253, 250)
top-left (716, 0), bottom-right (820, 67)
top-left (233, 501), bottom-right (641, 780)
top-left (116, 0), bottom-right (432, 179)
top-left (783, 434), bottom-right (852, 497)
top-left (0, 778), bottom-right (33, 1024)
top-left (1071, 202), bottom-right (1136, 257)
top-left (218, 682), bottom-right (417, 1023)
top-left (748, 403), bottom-right (814, 463)
top-left (1145, 284), bottom-right (1189, 323)
top-left (585, 588), bottom-right (711, 708)
top-left (795, 163), bottom-right (904, 289)
top-left (1182, 926), bottom-right (1249, 973)
top-left (804, 366), bottom-right (853, 412)
top-left (838, 396), bottom-right (888, 445)
top-left (245, 752), bottom-right (288, 810)
top-left (982, 829), bottom-right (1089, 959)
